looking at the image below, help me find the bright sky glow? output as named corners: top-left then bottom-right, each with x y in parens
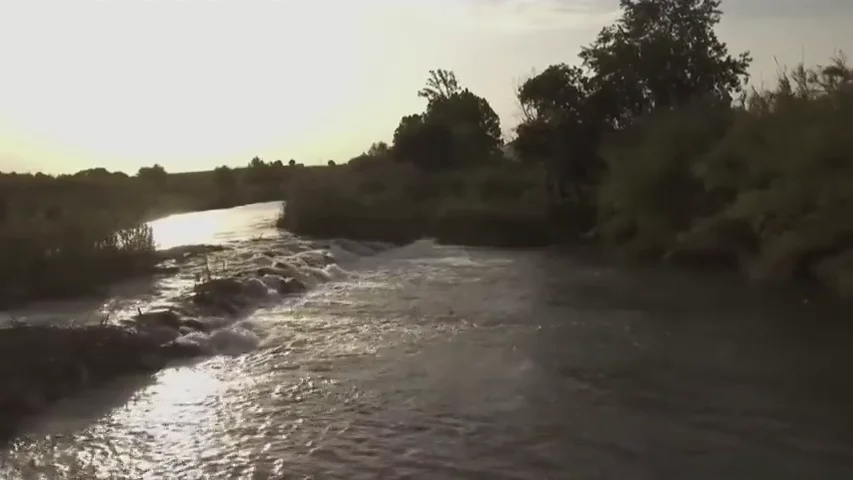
top-left (0, 0), bottom-right (850, 174)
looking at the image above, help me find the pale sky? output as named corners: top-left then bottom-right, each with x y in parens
top-left (0, 0), bottom-right (850, 174)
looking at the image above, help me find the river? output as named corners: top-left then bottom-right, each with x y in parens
top-left (2, 201), bottom-right (853, 479)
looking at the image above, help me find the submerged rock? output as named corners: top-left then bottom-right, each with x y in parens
top-left (134, 309), bottom-right (182, 330)
top-left (283, 277), bottom-right (307, 293)
top-left (243, 277), bottom-right (270, 298)
top-left (136, 324), bottom-right (181, 345)
top-left (181, 318), bottom-right (210, 333)
top-left (194, 277), bottom-right (244, 298)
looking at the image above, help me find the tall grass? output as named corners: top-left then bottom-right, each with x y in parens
top-left (0, 175), bottom-right (158, 307)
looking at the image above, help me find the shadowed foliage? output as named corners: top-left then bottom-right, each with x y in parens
top-left (4, 0), bottom-right (853, 300)
top-left (392, 70), bottom-right (504, 170)
top-left (278, 0), bottom-right (853, 299)
top-left (0, 156), bottom-right (326, 307)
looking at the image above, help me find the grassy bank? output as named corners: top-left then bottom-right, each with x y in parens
top-left (277, 57), bottom-right (853, 298)
top-left (596, 59), bottom-right (853, 296)
top-left (277, 160), bottom-right (550, 247)
top-left (0, 173), bottom-right (161, 308)
top-left (0, 323), bottom-right (201, 443)
top-left (0, 158), bottom-right (319, 307)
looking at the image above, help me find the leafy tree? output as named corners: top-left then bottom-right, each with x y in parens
top-left (367, 141), bottom-right (390, 158)
top-left (327, 160), bottom-right (336, 166)
top-left (513, 0), bottom-right (752, 232)
top-left (288, 159), bottom-right (296, 167)
top-left (417, 69), bottom-right (461, 103)
top-left (348, 142), bottom-right (391, 170)
top-left (136, 164), bottom-right (167, 185)
top-left (427, 89), bottom-right (503, 161)
top-left (392, 115), bottom-right (456, 170)
top-left (249, 156), bottom-right (266, 169)
top-left (392, 70), bottom-right (503, 169)
top-left (580, 0), bottom-right (751, 126)
top-left (74, 167), bottom-right (113, 179)
top-left (246, 156), bottom-right (269, 184)
top-left (515, 64), bottom-right (604, 196)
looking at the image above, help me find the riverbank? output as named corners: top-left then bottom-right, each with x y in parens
top-left (277, 161), bottom-right (551, 248)
top-left (0, 214), bottom-right (366, 445)
top-left (0, 323), bottom-right (204, 444)
top-left (0, 165), bottom-right (305, 309)
top-left (277, 57), bottom-right (853, 299)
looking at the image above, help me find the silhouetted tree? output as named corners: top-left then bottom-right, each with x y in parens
top-left (392, 114), bottom-right (456, 170)
top-left (246, 156), bottom-right (269, 184)
top-left (513, 0), bottom-right (751, 231)
top-left (392, 70), bottom-right (503, 169)
top-left (428, 89), bottom-right (503, 161)
top-left (136, 164), bottom-right (167, 185)
top-left (74, 167), bottom-right (113, 179)
top-left (327, 160), bottom-right (336, 166)
top-left (249, 156), bottom-right (265, 169)
top-left (418, 69), bottom-right (461, 103)
top-left (367, 142), bottom-right (391, 158)
top-left (288, 159), bottom-right (296, 167)
top-left (579, 0), bottom-right (751, 127)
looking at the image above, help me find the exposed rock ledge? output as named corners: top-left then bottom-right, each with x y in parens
top-left (0, 323), bottom-right (203, 444)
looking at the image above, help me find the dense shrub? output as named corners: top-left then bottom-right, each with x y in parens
top-left (596, 57), bottom-right (853, 294)
top-left (278, 160), bottom-right (548, 247)
top-left (0, 174), bottom-right (158, 307)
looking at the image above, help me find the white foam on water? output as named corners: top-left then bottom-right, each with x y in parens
top-left (137, 236), bottom-right (399, 358)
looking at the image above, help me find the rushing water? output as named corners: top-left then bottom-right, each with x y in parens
top-left (3, 201), bottom-right (853, 479)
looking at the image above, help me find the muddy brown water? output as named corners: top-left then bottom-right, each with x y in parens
top-left (2, 201), bottom-right (852, 479)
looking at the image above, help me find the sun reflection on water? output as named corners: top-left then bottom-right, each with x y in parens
top-left (147, 202), bottom-right (282, 250)
top-left (148, 212), bottom-right (224, 250)
top-left (99, 362), bottom-right (231, 477)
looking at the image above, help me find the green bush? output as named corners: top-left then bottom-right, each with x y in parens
top-left (596, 56), bottom-right (853, 293)
top-left (597, 98), bottom-right (734, 257)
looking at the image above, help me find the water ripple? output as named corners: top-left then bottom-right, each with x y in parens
top-left (4, 202), bottom-right (853, 479)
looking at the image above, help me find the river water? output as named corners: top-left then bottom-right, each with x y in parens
top-left (3, 201), bottom-right (853, 479)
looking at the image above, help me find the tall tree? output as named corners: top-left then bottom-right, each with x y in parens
top-left (136, 164), bottom-right (167, 185)
top-left (393, 70), bottom-right (503, 169)
top-left (580, 0), bottom-right (751, 126)
top-left (392, 114), bottom-right (456, 170)
top-left (427, 89), bottom-right (503, 161)
top-left (417, 69), bottom-right (461, 103)
top-left (246, 156), bottom-right (269, 184)
top-left (513, 0), bottom-right (751, 227)
top-left (367, 141), bottom-right (390, 158)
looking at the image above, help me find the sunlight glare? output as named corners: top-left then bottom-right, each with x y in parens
top-left (149, 212), bottom-right (224, 250)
